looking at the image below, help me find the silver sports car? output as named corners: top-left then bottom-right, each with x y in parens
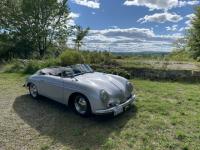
top-left (25, 64), bottom-right (136, 116)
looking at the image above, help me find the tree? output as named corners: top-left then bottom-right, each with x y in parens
top-left (173, 38), bottom-right (187, 51)
top-left (0, 32), bottom-right (14, 60)
top-left (187, 6), bottom-right (200, 59)
top-left (73, 26), bottom-right (89, 51)
top-left (0, 0), bottom-right (70, 58)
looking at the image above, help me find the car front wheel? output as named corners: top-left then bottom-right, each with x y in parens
top-left (29, 83), bottom-right (38, 99)
top-left (73, 94), bottom-right (91, 117)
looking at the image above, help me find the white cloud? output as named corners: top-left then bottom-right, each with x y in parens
top-left (69, 12), bottom-right (80, 19)
top-left (186, 13), bottom-right (195, 20)
top-left (92, 12), bottom-right (96, 15)
top-left (185, 13), bottom-right (196, 28)
top-left (124, 0), bottom-right (199, 10)
top-left (166, 25), bottom-right (178, 31)
top-left (138, 12), bottom-right (183, 23)
top-left (178, 0), bottom-right (200, 7)
top-left (124, 0), bottom-right (178, 10)
top-left (72, 0), bottom-right (100, 9)
top-left (179, 27), bottom-right (185, 32)
top-left (68, 27), bottom-right (182, 52)
top-left (177, 13), bottom-right (196, 32)
top-left (67, 12), bottom-right (80, 26)
top-left (109, 26), bottom-right (119, 29)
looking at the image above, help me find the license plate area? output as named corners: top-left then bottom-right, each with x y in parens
top-left (113, 105), bottom-right (123, 116)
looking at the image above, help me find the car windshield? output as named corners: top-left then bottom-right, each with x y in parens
top-left (70, 64), bottom-right (94, 76)
top-left (36, 64), bottom-right (94, 78)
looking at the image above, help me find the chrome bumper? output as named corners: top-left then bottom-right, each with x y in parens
top-left (94, 94), bottom-right (136, 115)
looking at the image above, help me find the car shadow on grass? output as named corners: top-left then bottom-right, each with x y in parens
top-left (13, 94), bottom-right (137, 149)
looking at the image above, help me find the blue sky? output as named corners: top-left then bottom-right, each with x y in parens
top-left (68, 0), bottom-right (199, 52)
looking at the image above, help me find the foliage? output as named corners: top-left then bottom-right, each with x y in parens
top-left (94, 67), bottom-right (131, 79)
top-left (173, 38), bottom-right (187, 51)
top-left (23, 58), bottom-right (60, 74)
top-left (187, 6), bottom-right (200, 59)
top-left (23, 60), bottom-right (42, 74)
top-left (60, 50), bottom-right (84, 66)
top-left (2, 50), bottom-right (116, 73)
top-left (5, 58), bottom-right (60, 74)
top-left (82, 51), bottom-right (116, 65)
top-left (73, 26), bottom-right (89, 51)
top-left (60, 50), bottom-right (116, 66)
top-left (0, 0), bottom-right (70, 58)
top-left (0, 33), bottom-right (15, 60)
top-left (165, 49), bottom-right (193, 61)
top-left (4, 60), bottom-right (25, 73)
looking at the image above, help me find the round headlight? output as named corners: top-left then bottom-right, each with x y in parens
top-left (126, 81), bottom-right (133, 92)
top-left (100, 89), bottom-right (109, 103)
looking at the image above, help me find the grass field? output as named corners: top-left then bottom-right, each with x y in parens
top-left (0, 73), bottom-right (200, 150)
top-left (116, 57), bottom-right (200, 71)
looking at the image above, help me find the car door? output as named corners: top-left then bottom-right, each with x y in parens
top-left (39, 75), bottom-right (64, 103)
top-left (62, 77), bottom-right (80, 104)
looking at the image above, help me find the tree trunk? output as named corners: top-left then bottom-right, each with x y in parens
top-left (77, 42), bottom-right (80, 51)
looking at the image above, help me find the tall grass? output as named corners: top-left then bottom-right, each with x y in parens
top-left (4, 50), bottom-right (116, 74)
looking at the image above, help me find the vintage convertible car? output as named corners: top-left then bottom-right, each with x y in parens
top-left (25, 64), bottom-right (136, 116)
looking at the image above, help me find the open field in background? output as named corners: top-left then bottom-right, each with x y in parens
top-left (0, 73), bottom-right (200, 150)
top-left (1, 51), bottom-right (200, 82)
top-left (116, 57), bottom-right (200, 71)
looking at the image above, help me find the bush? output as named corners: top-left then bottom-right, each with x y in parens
top-left (4, 60), bottom-right (25, 73)
top-left (81, 51), bottom-right (116, 65)
top-left (24, 60), bottom-right (42, 74)
top-left (4, 58), bottom-right (60, 74)
top-left (60, 51), bottom-right (84, 66)
top-left (165, 50), bottom-right (193, 61)
top-left (41, 58), bottom-right (60, 68)
top-left (94, 66), bottom-right (131, 79)
top-left (24, 58), bottom-right (60, 74)
top-left (3, 50), bottom-right (118, 74)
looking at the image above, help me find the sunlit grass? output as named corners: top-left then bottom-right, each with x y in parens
top-left (116, 57), bottom-right (200, 71)
top-left (0, 73), bottom-right (200, 149)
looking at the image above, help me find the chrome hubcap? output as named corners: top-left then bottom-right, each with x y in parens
top-left (30, 84), bottom-right (37, 97)
top-left (74, 97), bottom-right (87, 114)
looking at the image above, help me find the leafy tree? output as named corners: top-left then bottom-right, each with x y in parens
top-left (187, 6), bottom-right (200, 59)
top-left (173, 38), bottom-right (187, 51)
top-left (73, 26), bottom-right (89, 51)
top-left (0, 32), bottom-right (14, 60)
top-left (0, 0), bottom-right (70, 58)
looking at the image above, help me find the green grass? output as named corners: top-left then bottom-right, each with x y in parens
top-left (0, 73), bottom-right (200, 150)
top-left (116, 57), bottom-right (200, 71)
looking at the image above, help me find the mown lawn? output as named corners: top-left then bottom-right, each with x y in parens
top-left (0, 73), bottom-right (200, 150)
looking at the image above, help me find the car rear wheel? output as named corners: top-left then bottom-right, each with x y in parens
top-left (73, 94), bottom-right (91, 117)
top-left (29, 83), bottom-right (38, 99)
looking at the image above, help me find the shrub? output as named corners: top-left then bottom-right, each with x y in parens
top-left (60, 51), bottom-right (84, 66)
top-left (108, 68), bottom-right (131, 79)
top-left (82, 51), bottom-right (116, 65)
top-left (41, 58), bottom-right (60, 68)
top-left (23, 58), bottom-right (60, 74)
top-left (4, 60), bottom-right (25, 73)
top-left (165, 50), bottom-right (193, 61)
top-left (24, 60), bottom-right (42, 74)
top-left (94, 66), bottom-right (131, 79)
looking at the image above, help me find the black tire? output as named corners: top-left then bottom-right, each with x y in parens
top-left (29, 83), bottom-right (39, 99)
top-left (72, 94), bottom-right (91, 117)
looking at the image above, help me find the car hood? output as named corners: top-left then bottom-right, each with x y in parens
top-left (75, 72), bottom-right (130, 99)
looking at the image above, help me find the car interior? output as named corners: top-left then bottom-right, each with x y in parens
top-left (37, 67), bottom-right (74, 78)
